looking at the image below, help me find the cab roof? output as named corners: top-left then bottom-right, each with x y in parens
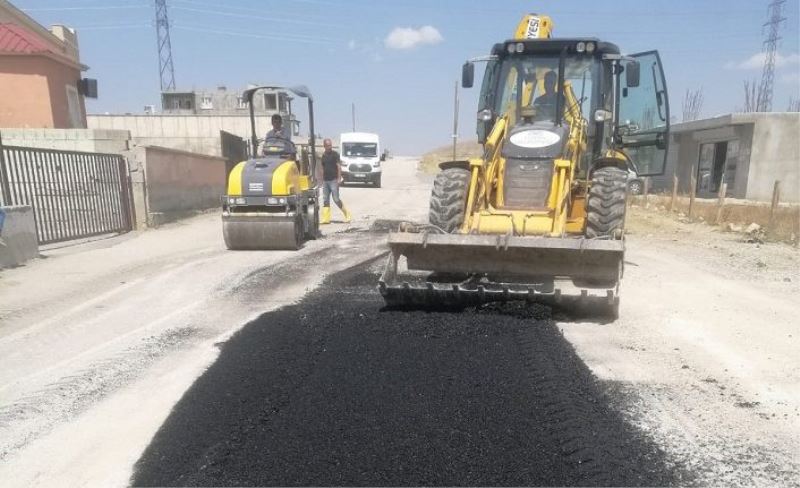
top-left (340, 132), bottom-right (380, 142)
top-left (494, 38), bottom-right (620, 57)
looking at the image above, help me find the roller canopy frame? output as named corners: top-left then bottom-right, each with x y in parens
top-left (242, 85), bottom-right (317, 180)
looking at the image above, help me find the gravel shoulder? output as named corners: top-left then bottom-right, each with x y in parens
top-left (559, 205), bottom-right (800, 486)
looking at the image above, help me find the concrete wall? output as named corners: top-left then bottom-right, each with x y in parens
top-left (127, 145), bottom-right (225, 227)
top-left (0, 205), bottom-right (39, 268)
top-left (650, 113), bottom-right (800, 203)
top-left (0, 128), bottom-right (130, 154)
top-left (746, 114), bottom-right (800, 203)
top-left (88, 114), bottom-right (277, 157)
top-left (660, 123), bottom-right (754, 199)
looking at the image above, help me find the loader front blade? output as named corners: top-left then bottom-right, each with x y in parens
top-left (379, 231), bottom-right (624, 311)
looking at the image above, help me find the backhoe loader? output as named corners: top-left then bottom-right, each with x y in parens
top-left (379, 14), bottom-right (670, 317)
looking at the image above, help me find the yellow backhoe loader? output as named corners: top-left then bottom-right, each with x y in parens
top-left (380, 14), bottom-right (670, 317)
top-left (222, 85), bottom-right (319, 250)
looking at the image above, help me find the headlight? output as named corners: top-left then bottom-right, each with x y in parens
top-left (576, 41), bottom-right (586, 53)
top-left (586, 42), bottom-right (596, 53)
top-left (267, 197), bottom-right (279, 205)
top-left (235, 197), bottom-right (246, 205)
top-left (228, 197), bottom-right (237, 204)
top-left (515, 42), bottom-right (524, 53)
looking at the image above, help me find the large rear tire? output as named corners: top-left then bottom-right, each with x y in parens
top-left (585, 166), bottom-right (627, 239)
top-left (429, 167), bottom-right (470, 233)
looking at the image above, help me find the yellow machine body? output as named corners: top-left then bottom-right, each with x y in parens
top-left (513, 14), bottom-right (553, 40)
top-left (226, 159), bottom-right (311, 197)
top-left (379, 12), bottom-right (671, 316)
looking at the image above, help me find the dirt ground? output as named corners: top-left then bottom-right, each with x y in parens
top-left (0, 160), bottom-right (798, 486)
top-left (563, 205), bottom-right (800, 486)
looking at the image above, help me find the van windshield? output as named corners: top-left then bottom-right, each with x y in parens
top-left (342, 142), bottom-right (377, 157)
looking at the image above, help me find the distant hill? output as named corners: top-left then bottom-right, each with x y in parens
top-left (420, 141), bottom-right (483, 174)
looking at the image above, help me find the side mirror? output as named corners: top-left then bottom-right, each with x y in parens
top-left (462, 62), bottom-right (475, 88)
top-left (380, 151), bottom-right (387, 162)
top-left (626, 60), bottom-right (640, 88)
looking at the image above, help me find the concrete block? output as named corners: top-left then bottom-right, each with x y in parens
top-left (0, 206), bottom-right (39, 268)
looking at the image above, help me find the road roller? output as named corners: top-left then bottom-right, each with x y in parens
top-left (222, 85), bottom-right (320, 250)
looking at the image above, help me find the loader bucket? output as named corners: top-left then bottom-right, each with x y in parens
top-left (379, 231), bottom-right (624, 311)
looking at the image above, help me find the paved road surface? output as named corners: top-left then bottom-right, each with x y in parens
top-left (132, 263), bottom-right (681, 486)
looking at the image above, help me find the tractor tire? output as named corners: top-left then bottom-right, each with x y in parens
top-left (585, 166), bottom-right (628, 239)
top-left (429, 167), bottom-right (470, 233)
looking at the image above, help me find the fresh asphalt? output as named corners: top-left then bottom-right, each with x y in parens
top-left (132, 260), bottom-right (686, 486)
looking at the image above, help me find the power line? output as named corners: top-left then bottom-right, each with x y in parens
top-left (172, 24), bottom-right (333, 44)
top-left (21, 5), bottom-right (149, 11)
top-left (757, 0), bottom-right (787, 112)
top-left (171, 5), bottom-right (329, 27)
top-left (155, 0), bottom-right (176, 91)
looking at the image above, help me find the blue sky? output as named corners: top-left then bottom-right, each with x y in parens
top-left (17, 0), bottom-right (800, 154)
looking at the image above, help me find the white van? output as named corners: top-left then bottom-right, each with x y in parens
top-left (339, 132), bottom-right (384, 187)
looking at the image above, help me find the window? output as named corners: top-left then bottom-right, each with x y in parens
top-left (278, 93), bottom-right (289, 112)
top-left (493, 54), bottom-right (598, 126)
top-left (200, 96), bottom-right (213, 110)
top-left (264, 93), bottom-right (277, 110)
top-left (342, 143), bottom-right (378, 157)
top-left (172, 99), bottom-right (181, 109)
top-left (237, 96), bottom-right (246, 109)
top-left (725, 140), bottom-right (739, 188)
top-left (65, 85), bottom-right (82, 128)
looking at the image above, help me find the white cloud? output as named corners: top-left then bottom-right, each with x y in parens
top-left (347, 39), bottom-right (357, 50)
top-left (725, 52), bottom-right (800, 70)
top-left (384, 25), bottom-right (443, 50)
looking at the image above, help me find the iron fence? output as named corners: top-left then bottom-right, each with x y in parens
top-left (0, 143), bottom-right (133, 245)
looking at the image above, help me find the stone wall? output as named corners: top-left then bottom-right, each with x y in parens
top-left (127, 145), bottom-right (226, 228)
top-left (0, 205), bottom-right (38, 268)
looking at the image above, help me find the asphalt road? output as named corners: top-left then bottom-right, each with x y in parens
top-left (132, 260), bottom-right (685, 486)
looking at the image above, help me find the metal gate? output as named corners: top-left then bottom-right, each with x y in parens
top-left (0, 144), bottom-right (133, 245)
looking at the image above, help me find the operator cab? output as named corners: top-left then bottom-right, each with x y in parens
top-left (462, 36), bottom-right (670, 177)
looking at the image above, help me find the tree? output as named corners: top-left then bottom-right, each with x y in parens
top-left (741, 79), bottom-right (763, 113)
top-left (788, 97), bottom-right (800, 112)
top-left (682, 87), bottom-right (704, 121)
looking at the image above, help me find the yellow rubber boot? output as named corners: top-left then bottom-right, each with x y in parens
top-left (341, 205), bottom-right (352, 223)
top-left (320, 206), bottom-right (331, 224)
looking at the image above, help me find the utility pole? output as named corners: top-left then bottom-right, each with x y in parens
top-left (756, 0), bottom-right (786, 112)
top-left (155, 0), bottom-right (176, 92)
top-left (452, 80), bottom-right (459, 162)
top-left (351, 103), bottom-right (356, 132)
